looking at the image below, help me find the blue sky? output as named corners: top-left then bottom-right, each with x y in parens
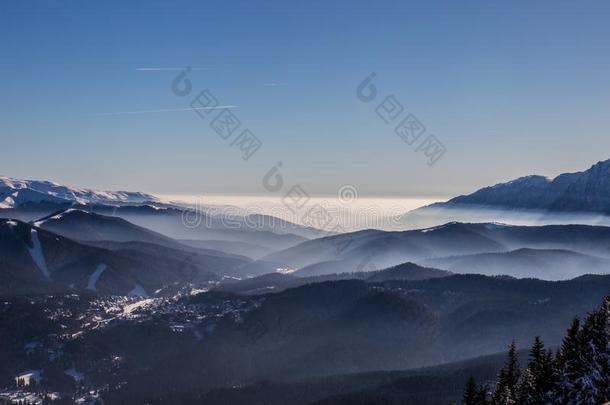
top-left (1, 0), bottom-right (610, 197)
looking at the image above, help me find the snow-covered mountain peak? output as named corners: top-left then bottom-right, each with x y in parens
top-left (0, 176), bottom-right (159, 208)
top-left (417, 157), bottom-right (610, 214)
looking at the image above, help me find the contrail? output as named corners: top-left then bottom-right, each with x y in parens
top-left (136, 67), bottom-right (206, 71)
top-left (91, 106), bottom-right (237, 116)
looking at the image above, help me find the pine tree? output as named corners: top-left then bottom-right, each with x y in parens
top-left (475, 384), bottom-right (489, 405)
top-left (462, 378), bottom-right (489, 405)
top-left (462, 297), bottom-right (610, 403)
top-left (594, 297), bottom-right (610, 400)
top-left (492, 341), bottom-right (520, 404)
top-left (576, 313), bottom-right (599, 404)
top-left (528, 337), bottom-right (545, 402)
top-left (516, 367), bottom-right (536, 404)
top-left (541, 348), bottom-right (559, 403)
top-left (505, 341), bottom-right (521, 389)
top-left (557, 318), bottom-right (584, 403)
top-left (515, 337), bottom-right (559, 404)
top-left (574, 299), bottom-right (610, 405)
top-left (463, 376), bottom-right (478, 405)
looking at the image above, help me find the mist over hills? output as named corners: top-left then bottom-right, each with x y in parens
top-left (35, 209), bottom-right (179, 246)
top-left (0, 217), bottom-right (261, 296)
top-left (217, 262), bottom-right (451, 295)
top-left (2, 167), bottom-right (610, 404)
top-left (0, 176), bottom-right (319, 255)
top-left (422, 248), bottom-right (610, 280)
top-left (94, 205), bottom-right (311, 252)
top-left (264, 222), bottom-right (610, 279)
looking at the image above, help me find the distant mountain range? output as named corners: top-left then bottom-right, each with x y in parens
top-left (396, 158), bottom-right (610, 231)
top-left (435, 159), bottom-right (610, 212)
top-left (6, 157), bottom-right (610, 224)
top-left (0, 176), bottom-right (159, 208)
top-left (421, 247), bottom-right (610, 280)
top-left (4, 173), bottom-right (610, 285)
top-left (264, 222), bottom-right (610, 279)
top-left (0, 176), bottom-right (323, 258)
top-left (10, 206), bottom-right (610, 295)
top-left (218, 262), bottom-right (451, 295)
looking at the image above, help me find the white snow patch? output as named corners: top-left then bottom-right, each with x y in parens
top-left (276, 268), bottom-right (297, 274)
top-left (86, 264), bottom-right (107, 291)
top-left (55, 208), bottom-right (82, 217)
top-left (419, 222), bottom-right (460, 233)
top-left (123, 298), bottom-right (154, 315)
top-left (37, 208), bottom-right (83, 226)
top-left (0, 391), bottom-right (60, 405)
top-left (27, 230), bottom-right (50, 278)
top-left (5, 220), bottom-right (18, 228)
top-left (0, 194), bottom-right (16, 208)
top-left (75, 391), bottom-right (101, 404)
top-left (14, 370), bottom-right (43, 386)
top-left (190, 287), bottom-right (208, 295)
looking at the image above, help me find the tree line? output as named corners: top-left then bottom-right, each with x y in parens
top-left (463, 296), bottom-right (610, 405)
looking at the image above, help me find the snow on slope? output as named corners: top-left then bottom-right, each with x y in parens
top-left (123, 298), bottom-right (154, 314)
top-left (0, 176), bottom-right (159, 208)
top-left (28, 229), bottom-right (50, 278)
top-left (0, 195), bottom-right (14, 209)
top-left (33, 208), bottom-right (83, 227)
top-left (86, 264), bottom-right (107, 291)
top-left (0, 188), bottom-right (69, 208)
top-left (421, 158), bottom-right (610, 213)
